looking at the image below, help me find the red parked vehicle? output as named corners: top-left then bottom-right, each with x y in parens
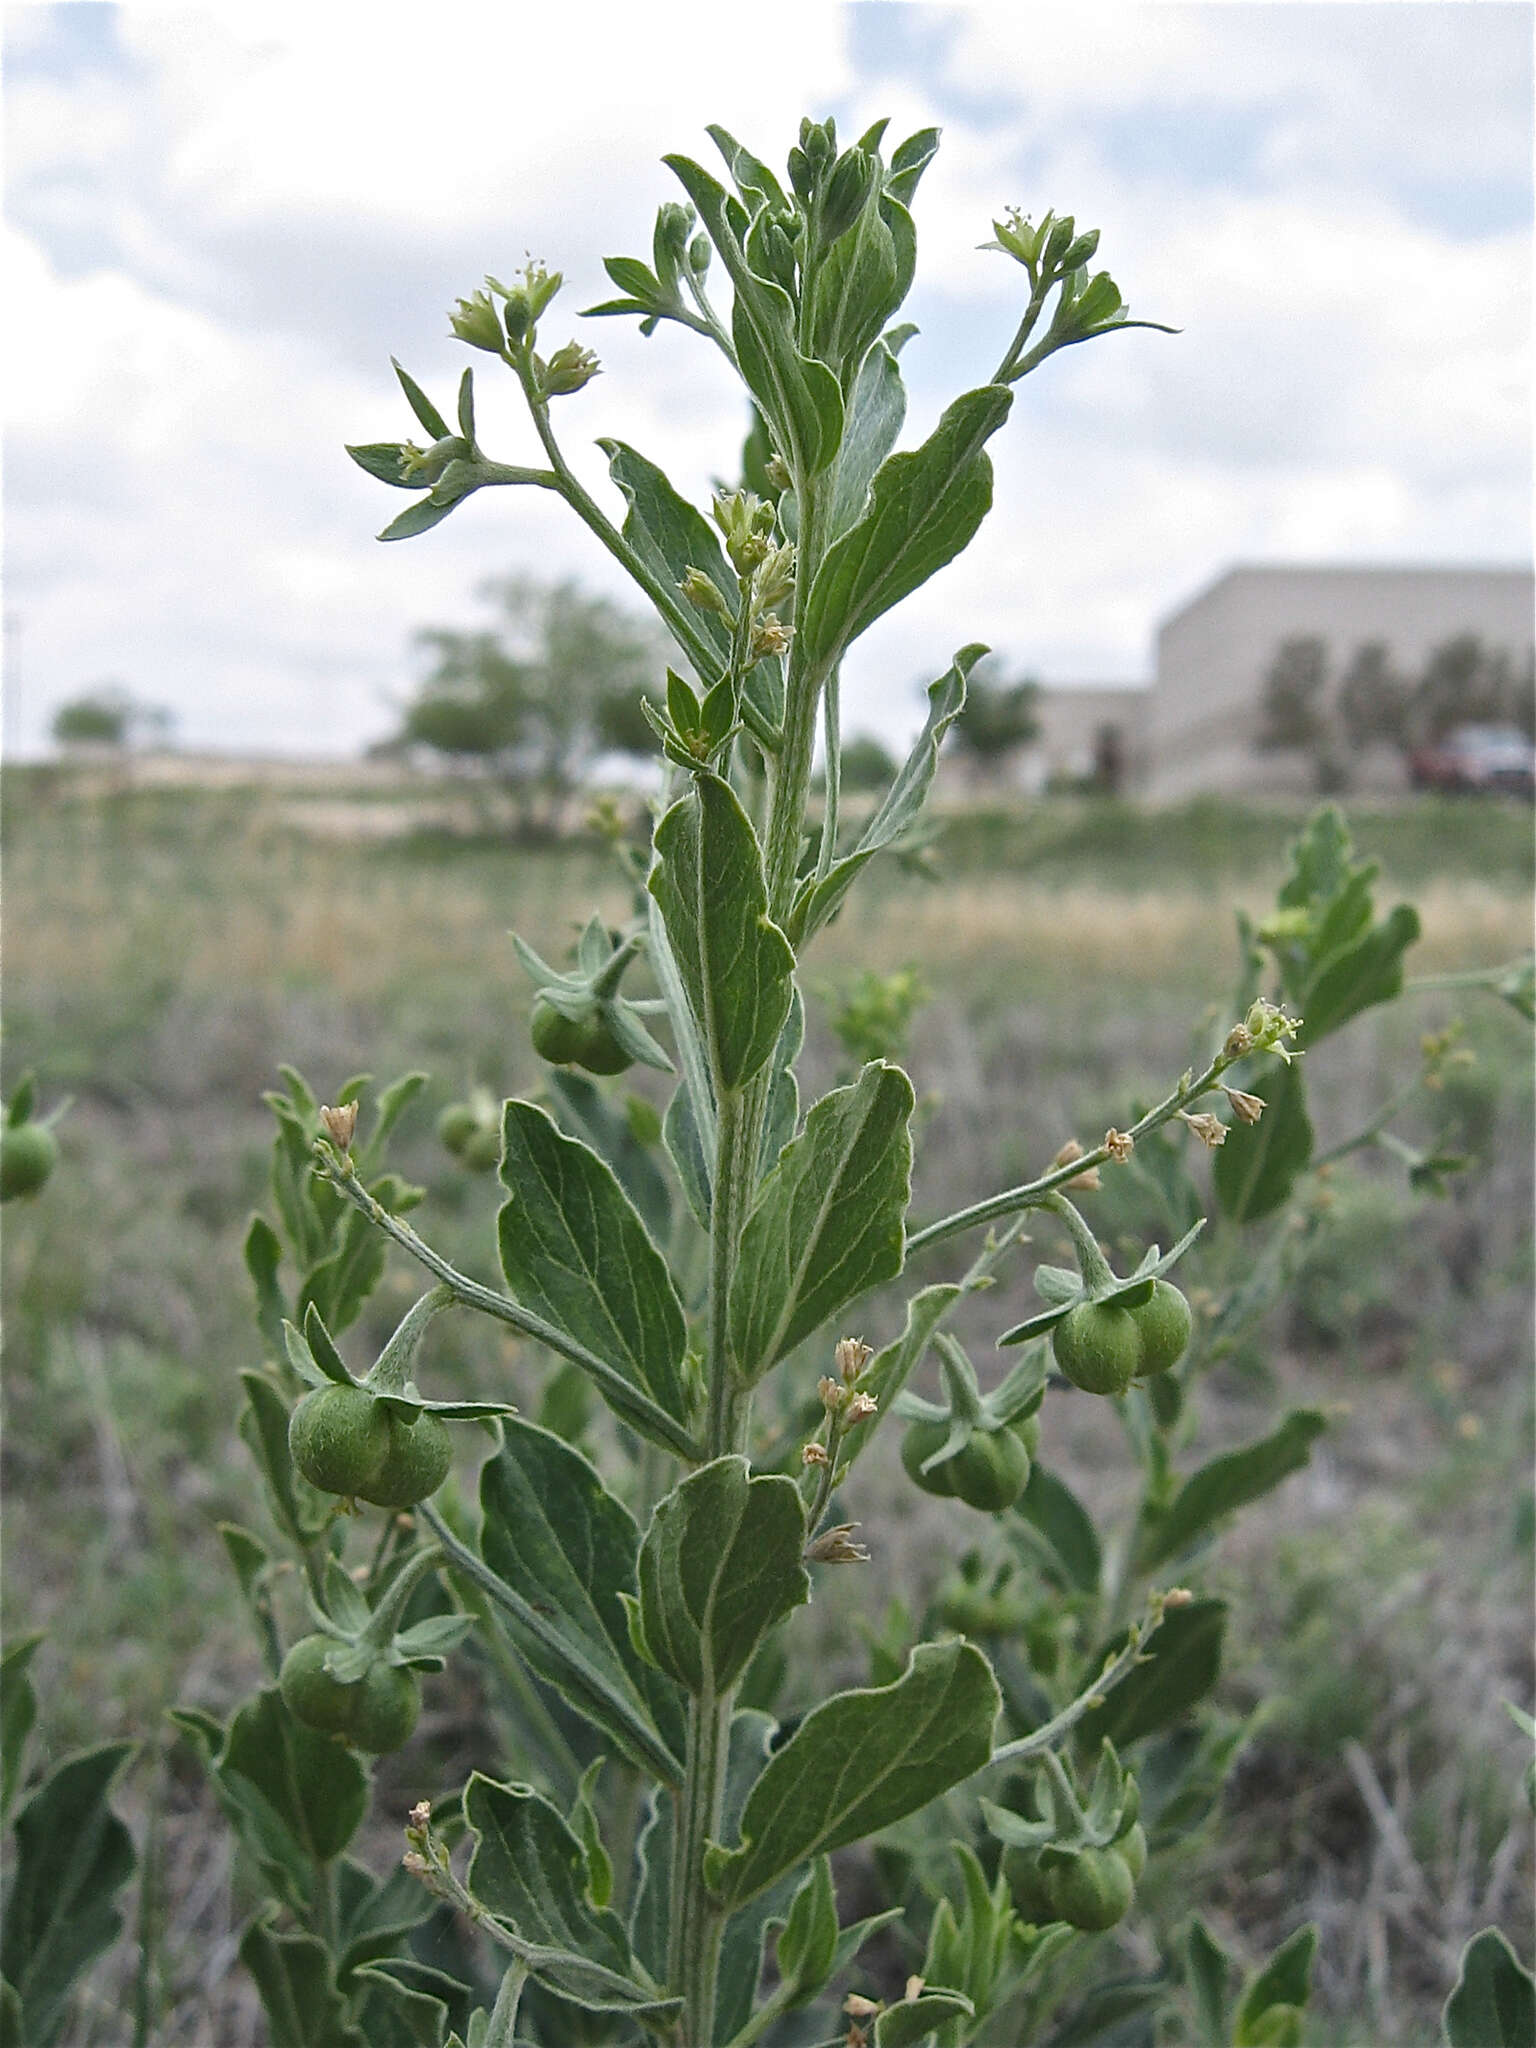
top-left (1409, 723), bottom-right (1536, 797)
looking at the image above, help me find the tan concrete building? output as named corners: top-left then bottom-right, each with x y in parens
top-left (1142, 563), bottom-right (1534, 799)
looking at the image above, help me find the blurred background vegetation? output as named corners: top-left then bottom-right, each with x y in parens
top-left (2, 765), bottom-right (1531, 2044)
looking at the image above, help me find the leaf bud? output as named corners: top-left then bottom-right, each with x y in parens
top-left (1042, 216), bottom-right (1075, 272)
top-left (820, 148), bottom-right (876, 242)
top-left (679, 567), bottom-right (732, 618)
top-left (541, 342), bottom-right (600, 396)
top-left (764, 452), bottom-right (792, 492)
top-left (1071, 272), bottom-right (1124, 330)
top-left (449, 288), bottom-right (506, 354)
top-left (754, 541), bottom-right (797, 612)
top-left (1223, 1022), bottom-right (1255, 1059)
top-left (984, 207), bottom-right (1041, 267)
top-left (500, 290), bottom-right (532, 343)
top-left (1061, 228), bottom-right (1101, 270)
top-left (653, 201), bottom-right (692, 286)
top-left (687, 234), bottom-right (712, 275)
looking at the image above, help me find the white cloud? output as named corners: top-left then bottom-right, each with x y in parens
top-left (3, 2), bottom-right (1529, 757)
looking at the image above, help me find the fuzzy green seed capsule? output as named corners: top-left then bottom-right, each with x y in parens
top-left (901, 1421), bottom-right (1032, 1512)
top-left (0, 1123), bottom-right (58, 1202)
top-left (530, 996), bottom-right (633, 1076)
top-left (1045, 1845), bottom-right (1135, 1930)
top-left (1052, 1302), bottom-right (1141, 1396)
top-left (1130, 1281), bottom-right (1192, 1377)
top-left (289, 1385), bottom-right (390, 1496)
top-left (279, 1635), bottom-right (421, 1752)
top-left (353, 1410), bottom-right (453, 1509)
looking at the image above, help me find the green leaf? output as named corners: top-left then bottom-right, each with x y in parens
top-left (790, 648), bottom-right (982, 943)
top-left (570, 1760), bottom-right (613, 1912)
top-left (0, 1743), bottom-right (136, 2048)
top-left (665, 154), bottom-right (844, 477)
top-left (1138, 1411), bottom-right (1328, 1571)
top-left (355, 1960), bottom-right (471, 2048)
top-left (859, 1285), bottom-right (962, 1419)
top-left (798, 385), bottom-right (1013, 675)
top-left (546, 1070), bottom-right (672, 1246)
top-left (706, 1640), bottom-right (1000, 1908)
top-left (1043, 1979), bottom-right (1168, 2047)
top-left (346, 442), bottom-right (418, 489)
top-left (807, 183), bottom-right (906, 387)
top-left (378, 496), bottom-right (459, 543)
top-left (173, 1689), bottom-right (367, 1916)
top-left (875, 1992), bottom-right (976, 2046)
top-left (238, 1370), bottom-right (331, 1547)
top-left (634, 1457), bottom-right (809, 1695)
top-left (759, 984), bottom-right (805, 1175)
top-left (1212, 1057), bottom-right (1313, 1225)
top-left (775, 1858), bottom-right (839, 2007)
top-left (1184, 1917), bottom-right (1234, 2045)
top-left (239, 1919), bottom-right (364, 2048)
top-left (649, 770), bottom-right (795, 1093)
top-left (827, 338), bottom-right (907, 542)
top-left (479, 1420), bottom-right (685, 1781)
top-left (1234, 1925), bottom-right (1317, 2047)
top-left (1298, 903), bottom-right (1420, 1047)
top-left (335, 1859), bottom-right (437, 1982)
top-left (497, 1102), bottom-right (690, 1446)
top-left (730, 1063), bottom-right (914, 1381)
top-left (0, 1980), bottom-right (20, 2048)
top-left (0, 1634), bottom-right (42, 1826)
top-left (597, 440), bottom-right (735, 679)
top-left (1012, 1465), bottom-right (1103, 1595)
top-left (663, 1082), bottom-right (712, 1229)
top-left (461, 1775), bottom-right (677, 2016)
top-left (1443, 1929), bottom-right (1536, 2048)
top-left (1076, 1600), bottom-right (1227, 1751)
top-left (392, 359), bottom-right (450, 439)
top-left (245, 1215), bottom-right (288, 1358)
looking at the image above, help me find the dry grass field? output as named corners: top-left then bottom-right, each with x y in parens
top-left (2, 769), bottom-right (1531, 2044)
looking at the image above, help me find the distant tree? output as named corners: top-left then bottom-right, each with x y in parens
top-left (951, 664), bottom-right (1041, 776)
top-left (1337, 640), bottom-right (1409, 752)
top-left (52, 685), bottom-right (173, 751)
top-left (398, 578), bottom-right (662, 831)
top-left (838, 733), bottom-right (900, 792)
top-left (1411, 633), bottom-right (1519, 743)
top-left (1256, 637), bottom-right (1329, 751)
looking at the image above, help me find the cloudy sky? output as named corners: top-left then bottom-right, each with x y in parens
top-left (5, 2), bottom-right (1531, 758)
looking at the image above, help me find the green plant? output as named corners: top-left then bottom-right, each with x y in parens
top-left (1, 1077), bottom-right (66, 1205)
top-left (165, 113), bottom-right (1534, 2048)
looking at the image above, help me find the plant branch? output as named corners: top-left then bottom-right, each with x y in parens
top-left (419, 1503), bottom-right (684, 1786)
top-left (906, 1051), bottom-right (1234, 1256)
top-left (314, 1148), bottom-right (704, 1464)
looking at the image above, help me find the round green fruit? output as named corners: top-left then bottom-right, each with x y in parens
top-left (1, 1123), bottom-right (58, 1202)
top-left (1052, 1302), bottom-right (1141, 1396)
top-left (457, 1125), bottom-right (502, 1172)
top-left (289, 1386), bottom-right (390, 1496)
top-left (1001, 1847), bottom-right (1057, 1924)
top-left (436, 1103), bottom-right (480, 1157)
top-left (279, 1635), bottom-right (421, 1752)
top-left (901, 1422), bottom-right (1032, 1512)
top-left (1129, 1280), bottom-right (1191, 1377)
top-left (1045, 1845), bottom-right (1135, 1931)
top-left (353, 1410), bottom-right (453, 1509)
top-left (530, 996), bottom-right (633, 1076)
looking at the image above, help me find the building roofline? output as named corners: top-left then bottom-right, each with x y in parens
top-left (1158, 560), bottom-right (1536, 636)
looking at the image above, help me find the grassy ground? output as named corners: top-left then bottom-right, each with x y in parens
top-left (2, 772), bottom-right (1531, 2044)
